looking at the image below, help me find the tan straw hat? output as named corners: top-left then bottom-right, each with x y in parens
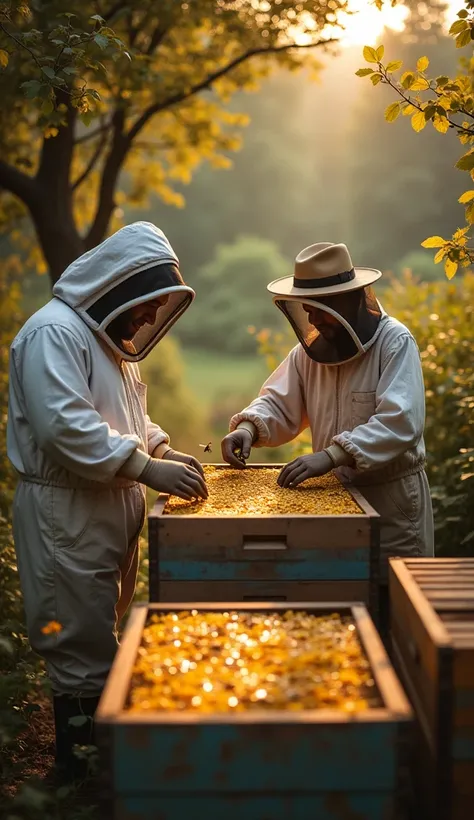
top-left (267, 242), bottom-right (382, 298)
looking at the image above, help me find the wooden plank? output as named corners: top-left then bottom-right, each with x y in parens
top-left (389, 560), bottom-right (451, 648)
top-left (114, 793), bottom-right (396, 820)
top-left (453, 649), bottom-right (474, 687)
top-left (97, 605), bottom-right (148, 720)
top-left (353, 605), bottom-right (412, 718)
top-left (156, 580), bottom-right (371, 604)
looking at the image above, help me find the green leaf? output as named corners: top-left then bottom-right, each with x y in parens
top-left (421, 236), bottom-right (446, 249)
top-left (459, 190), bottom-right (474, 204)
top-left (94, 33), bottom-right (109, 50)
top-left (355, 68), bottom-right (374, 77)
top-left (41, 66), bottom-right (55, 80)
top-left (445, 258), bottom-right (458, 279)
top-left (80, 109), bottom-right (95, 127)
top-left (424, 105), bottom-right (436, 121)
top-left (401, 71), bottom-right (415, 89)
top-left (386, 60), bottom-right (403, 72)
top-left (436, 76), bottom-right (449, 87)
top-left (21, 79), bottom-right (43, 98)
top-left (370, 73), bottom-right (382, 86)
top-left (0, 49), bottom-right (9, 68)
top-left (417, 56), bottom-right (429, 72)
top-left (68, 715), bottom-right (89, 727)
top-left (384, 102), bottom-right (401, 122)
top-left (449, 19), bottom-right (469, 35)
top-left (456, 151), bottom-right (474, 171)
top-left (90, 14), bottom-right (105, 23)
top-left (456, 28), bottom-right (472, 48)
top-left (376, 44), bottom-right (384, 61)
top-left (363, 45), bottom-right (379, 63)
top-left (411, 110), bottom-right (427, 132)
top-left (86, 88), bottom-right (101, 100)
top-left (41, 99), bottom-right (54, 115)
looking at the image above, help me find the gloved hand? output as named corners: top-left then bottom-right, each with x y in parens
top-left (278, 451), bottom-right (333, 489)
top-left (139, 457), bottom-right (208, 500)
top-left (162, 448), bottom-right (205, 479)
top-left (221, 428), bottom-right (253, 469)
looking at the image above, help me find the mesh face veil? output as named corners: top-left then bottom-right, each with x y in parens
top-left (274, 287), bottom-right (382, 365)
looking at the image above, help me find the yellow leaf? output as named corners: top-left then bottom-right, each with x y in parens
top-left (432, 115), bottom-right (449, 134)
top-left (363, 45), bottom-right (379, 63)
top-left (401, 71), bottom-right (416, 89)
top-left (411, 110), bottom-right (427, 132)
top-left (421, 236), bottom-right (446, 248)
top-left (402, 104), bottom-right (415, 116)
top-left (355, 68), bottom-right (375, 77)
top-left (434, 249), bottom-right (446, 264)
top-left (384, 102), bottom-right (401, 122)
top-left (376, 44), bottom-right (385, 61)
top-left (456, 28), bottom-right (472, 48)
top-left (0, 49), bottom-right (8, 69)
top-left (445, 258), bottom-right (458, 279)
top-left (458, 190), bottom-right (474, 204)
top-left (466, 202), bottom-right (474, 224)
top-left (410, 77), bottom-right (430, 91)
top-left (386, 60), bottom-right (403, 72)
top-left (417, 56), bottom-right (429, 72)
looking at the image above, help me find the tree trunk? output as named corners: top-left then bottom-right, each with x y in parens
top-left (29, 199), bottom-right (86, 285)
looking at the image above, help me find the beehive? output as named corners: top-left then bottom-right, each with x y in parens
top-left (389, 558), bottom-right (474, 820)
top-left (148, 464), bottom-right (380, 618)
top-left (96, 602), bottom-right (412, 820)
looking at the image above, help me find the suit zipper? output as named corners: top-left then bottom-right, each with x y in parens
top-left (121, 362), bottom-right (142, 441)
top-left (334, 367), bottom-right (341, 438)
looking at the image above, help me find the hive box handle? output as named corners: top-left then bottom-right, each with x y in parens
top-left (243, 535), bottom-right (288, 551)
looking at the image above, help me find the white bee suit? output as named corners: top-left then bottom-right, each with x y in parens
top-left (7, 222), bottom-right (194, 695)
top-left (230, 313), bottom-right (434, 579)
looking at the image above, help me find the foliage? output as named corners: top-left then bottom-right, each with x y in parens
top-left (177, 235), bottom-right (289, 355)
top-left (256, 271), bottom-right (474, 556)
top-left (0, 0), bottom-right (347, 283)
top-left (357, 1), bottom-right (474, 277)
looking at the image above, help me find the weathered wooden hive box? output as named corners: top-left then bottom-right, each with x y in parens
top-left (96, 602), bottom-right (412, 820)
top-left (148, 464), bottom-right (380, 616)
top-left (389, 557), bottom-right (474, 820)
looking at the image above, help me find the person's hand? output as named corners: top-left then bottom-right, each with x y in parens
top-left (278, 451), bottom-right (333, 489)
top-left (139, 458), bottom-right (208, 500)
top-left (162, 448), bottom-right (205, 479)
top-left (221, 429), bottom-right (253, 469)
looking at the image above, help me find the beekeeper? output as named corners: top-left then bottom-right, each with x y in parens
top-left (7, 221), bottom-right (207, 780)
top-left (222, 241), bottom-right (434, 619)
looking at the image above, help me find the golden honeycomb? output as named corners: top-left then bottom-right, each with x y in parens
top-left (128, 610), bottom-right (379, 713)
top-left (164, 466), bottom-right (361, 516)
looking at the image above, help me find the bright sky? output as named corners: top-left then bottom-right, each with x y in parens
top-left (338, 0), bottom-right (461, 46)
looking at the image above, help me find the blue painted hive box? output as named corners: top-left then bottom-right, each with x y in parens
top-left (390, 557), bottom-right (474, 820)
top-left (148, 464), bottom-right (380, 619)
top-left (96, 602), bottom-right (412, 820)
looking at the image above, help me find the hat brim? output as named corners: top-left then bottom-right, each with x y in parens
top-left (267, 267), bottom-right (382, 298)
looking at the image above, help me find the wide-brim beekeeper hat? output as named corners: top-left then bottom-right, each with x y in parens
top-left (267, 242), bottom-right (382, 298)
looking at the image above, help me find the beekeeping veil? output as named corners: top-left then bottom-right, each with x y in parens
top-left (267, 242), bottom-right (383, 366)
top-left (53, 222), bottom-right (194, 362)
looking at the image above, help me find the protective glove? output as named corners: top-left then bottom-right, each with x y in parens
top-left (162, 448), bottom-right (205, 479)
top-left (278, 451), bottom-right (334, 489)
top-left (139, 457), bottom-right (208, 500)
top-left (221, 428), bottom-right (254, 469)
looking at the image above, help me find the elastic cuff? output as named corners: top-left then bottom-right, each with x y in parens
top-left (117, 448), bottom-right (151, 480)
top-left (324, 443), bottom-right (355, 468)
top-left (237, 421), bottom-right (258, 443)
top-left (152, 442), bottom-right (173, 459)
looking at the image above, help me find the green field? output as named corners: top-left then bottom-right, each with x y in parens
top-left (182, 347), bottom-right (268, 409)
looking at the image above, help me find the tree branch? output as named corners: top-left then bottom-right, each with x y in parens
top-left (72, 129), bottom-right (109, 190)
top-left (85, 108), bottom-right (128, 249)
top-left (0, 159), bottom-right (37, 205)
top-left (74, 122), bottom-right (111, 145)
top-left (146, 23), bottom-right (168, 56)
top-left (126, 37), bottom-right (337, 142)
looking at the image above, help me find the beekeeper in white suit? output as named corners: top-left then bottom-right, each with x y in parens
top-left (7, 221), bottom-right (207, 780)
top-left (222, 242), bottom-right (434, 629)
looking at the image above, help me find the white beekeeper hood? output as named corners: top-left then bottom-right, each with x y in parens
top-left (53, 221), bottom-right (194, 362)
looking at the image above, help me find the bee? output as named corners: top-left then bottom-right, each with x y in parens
top-left (199, 442), bottom-right (212, 453)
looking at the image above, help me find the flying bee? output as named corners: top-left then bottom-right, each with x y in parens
top-left (199, 442), bottom-right (212, 453)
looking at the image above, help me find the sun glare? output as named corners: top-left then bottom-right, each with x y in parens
top-left (299, 0), bottom-right (464, 48)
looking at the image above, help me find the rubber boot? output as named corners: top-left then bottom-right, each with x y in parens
top-left (53, 694), bottom-right (101, 783)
